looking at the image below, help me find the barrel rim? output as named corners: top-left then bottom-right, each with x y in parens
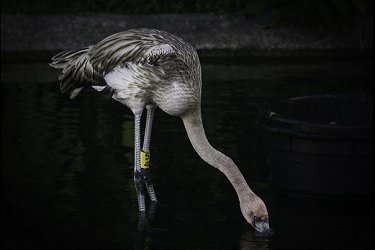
top-left (258, 93), bottom-right (373, 138)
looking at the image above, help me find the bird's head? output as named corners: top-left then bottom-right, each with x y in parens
top-left (240, 194), bottom-right (269, 232)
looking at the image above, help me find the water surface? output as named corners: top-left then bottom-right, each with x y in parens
top-left (1, 57), bottom-right (373, 249)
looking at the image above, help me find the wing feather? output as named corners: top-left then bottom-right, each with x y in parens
top-left (50, 29), bottom-right (181, 97)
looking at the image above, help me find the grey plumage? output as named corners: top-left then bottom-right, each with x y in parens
top-left (50, 28), bottom-right (269, 231)
top-left (50, 28), bottom-right (200, 110)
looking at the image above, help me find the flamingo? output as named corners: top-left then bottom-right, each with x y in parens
top-left (50, 28), bottom-right (269, 232)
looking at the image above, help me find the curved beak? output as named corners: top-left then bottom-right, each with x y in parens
top-left (254, 216), bottom-right (270, 232)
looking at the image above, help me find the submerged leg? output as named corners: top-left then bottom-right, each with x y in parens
top-left (134, 110), bottom-right (146, 211)
top-left (142, 105), bottom-right (157, 202)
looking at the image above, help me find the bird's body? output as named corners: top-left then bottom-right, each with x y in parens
top-left (50, 28), bottom-right (269, 232)
top-left (51, 29), bottom-right (200, 116)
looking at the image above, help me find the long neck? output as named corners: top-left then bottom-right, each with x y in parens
top-left (181, 108), bottom-right (254, 200)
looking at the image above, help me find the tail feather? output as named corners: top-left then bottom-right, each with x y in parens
top-left (50, 47), bottom-right (92, 68)
top-left (50, 46), bottom-right (94, 98)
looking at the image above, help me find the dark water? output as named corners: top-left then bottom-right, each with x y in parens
top-left (1, 57), bottom-right (373, 250)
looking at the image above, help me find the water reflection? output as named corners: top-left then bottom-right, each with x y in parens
top-left (1, 58), bottom-right (372, 249)
top-left (239, 229), bottom-right (272, 250)
top-left (135, 201), bottom-right (157, 250)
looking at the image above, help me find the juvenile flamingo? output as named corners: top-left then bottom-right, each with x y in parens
top-left (50, 28), bottom-right (269, 232)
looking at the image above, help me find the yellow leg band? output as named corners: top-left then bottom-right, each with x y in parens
top-left (141, 150), bottom-right (150, 169)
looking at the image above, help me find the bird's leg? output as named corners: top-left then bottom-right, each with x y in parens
top-left (141, 105), bottom-right (157, 202)
top-left (134, 110), bottom-right (146, 212)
